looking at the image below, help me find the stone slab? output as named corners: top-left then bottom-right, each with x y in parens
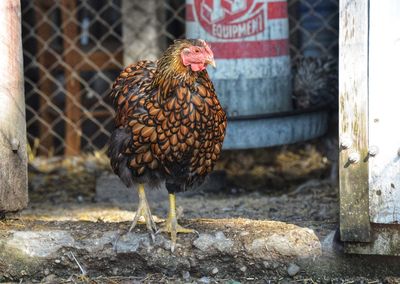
top-left (0, 218), bottom-right (321, 281)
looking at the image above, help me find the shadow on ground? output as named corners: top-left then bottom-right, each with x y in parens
top-left (2, 141), bottom-right (399, 283)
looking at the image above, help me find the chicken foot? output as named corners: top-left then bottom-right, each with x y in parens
top-left (157, 193), bottom-right (196, 252)
top-left (113, 183), bottom-right (156, 250)
top-left (128, 183), bottom-right (157, 238)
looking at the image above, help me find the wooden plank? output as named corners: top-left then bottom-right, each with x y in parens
top-left (338, 0), bottom-right (370, 242)
top-left (345, 224), bottom-right (400, 255)
top-left (35, 2), bottom-right (55, 155)
top-left (87, 110), bottom-right (113, 118)
top-left (61, 0), bottom-right (82, 156)
top-left (0, 0), bottom-right (28, 211)
top-left (368, 0), bottom-right (400, 224)
top-left (122, 0), bottom-right (165, 65)
top-left (40, 50), bottom-right (123, 73)
top-left (78, 50), bottom-right (123, 72)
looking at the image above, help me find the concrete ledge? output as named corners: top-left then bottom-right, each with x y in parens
top-left (0, 219), bottom-right (320, 281)
top-left (2, 218), bottom-right (400, 281)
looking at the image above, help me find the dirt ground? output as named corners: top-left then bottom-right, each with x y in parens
top-left (23, 139), bottom-right (338, 240)
top-left (2, 139), bottom-right (397, 283)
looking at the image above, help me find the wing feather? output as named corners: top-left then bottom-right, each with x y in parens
top-left (109, 63), bottom-right (226, 188)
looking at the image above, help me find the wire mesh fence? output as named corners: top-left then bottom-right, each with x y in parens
top-left (21, 0), bottom-right (338, 157)
top-left (288, 0), bottom-right (338, 61)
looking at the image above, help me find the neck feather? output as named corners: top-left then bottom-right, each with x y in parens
top-left (151, 48), bottom-right (196, 101)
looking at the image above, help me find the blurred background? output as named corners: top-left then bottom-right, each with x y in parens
top-left (21, 0), bottom-right (338, 157)
top-left (20, 0), bottom-right (341, 210)
top-left (4, 2), bottom-right (342, 281)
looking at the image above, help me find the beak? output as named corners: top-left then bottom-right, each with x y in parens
top-left (206, 58), bottom-right (216, 68)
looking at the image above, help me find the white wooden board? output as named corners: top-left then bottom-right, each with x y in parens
top-left (369, 0), bottom-right (400, 223)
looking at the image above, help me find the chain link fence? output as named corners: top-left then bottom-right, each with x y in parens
top-left (21, 0), bottom-right (338, 157)
top-left (288, 0), bottom-right (338, 61)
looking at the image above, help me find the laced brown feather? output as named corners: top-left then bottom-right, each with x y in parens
top-left (108, 39), bottom-right (227, 191)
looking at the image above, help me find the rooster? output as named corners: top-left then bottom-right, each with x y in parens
top-left (108, 39), bottom-right (227, 251)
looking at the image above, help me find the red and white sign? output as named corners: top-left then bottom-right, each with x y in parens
top-left (187, 0), bottom-right (288, 58)
top-left (186, 0), bottom-right (290, 79)
top-left (195, 0), bottom-right (266, 39)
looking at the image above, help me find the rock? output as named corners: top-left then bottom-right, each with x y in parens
top-left (199, 276), bottom-right (211, 284)
top-left (193, 231), bottom-right (233, 252)
top-left (248, 226), bottom-right (321, 259)
top-left (287, 263), bottom-right (300, 277)
top-left (112, 232), bottom-right (148, 253)
top-left (41, 274), bottom-right (56, 283)
top-left (182, 271), bottom-right (190, 280)
top-left (0, 219), bottom-right (323, 280)
top-left (6, 231), bottom-right (74, 258)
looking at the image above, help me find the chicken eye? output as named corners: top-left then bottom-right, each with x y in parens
top-left (195, 48), bottom-right (200, 53)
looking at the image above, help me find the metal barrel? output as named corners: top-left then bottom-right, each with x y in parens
top-left (186, 0), bottom-right (292, 117)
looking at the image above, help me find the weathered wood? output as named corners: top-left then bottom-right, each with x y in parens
top-left (78, 49), bottom-right (123, 72)
top-left (35, 1), bottom-right (55, 155)
top-left (122, 0), bottom-right (165, 65)
top-left (61, 0), bottom-right (82, 156)
top-left (0, 0), bottom-right (28, 211)
top-left (368, 0), bottom-right (400, 224)
top-left (40, 49), bottom-right (123, 74)
top-left (339, 0), bottom-right (370, 242)
top-left (345, 224), bottom-right (400, 255)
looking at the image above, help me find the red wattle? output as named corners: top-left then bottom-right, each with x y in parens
top-left (190, 63), bottom-right (206, 71)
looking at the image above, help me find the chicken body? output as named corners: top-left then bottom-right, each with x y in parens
top-left (108, 39), bottom-right (227, 250)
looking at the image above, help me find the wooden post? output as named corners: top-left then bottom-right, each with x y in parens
top-left (0, 0), bottom-right (28, 212)
top-left (35, 1), bottom-right (55, 155)
top-left (368, 0), bottom-right (400, 224)
top-left (122, 0), bottom-right (165, 65)
top-left (341, 0), bottom-right (400, 256)
top-left (61, 0), bottom-right (82, 156)
top-left (339, 0), bottom-right (370, 242)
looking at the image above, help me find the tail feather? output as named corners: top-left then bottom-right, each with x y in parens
top-left (108, 128), bottom-right (134, 187)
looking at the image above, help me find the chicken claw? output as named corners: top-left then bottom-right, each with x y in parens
top-left (114, 183), bottom-right (157, 250)
top-left (128, 183), bottom-right (157, 238)
top-left (157, 193), bottom-right (195, 252)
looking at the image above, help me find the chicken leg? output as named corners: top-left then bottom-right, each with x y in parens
top-left (128, 183), bottom-right (157, 237)
top-left (158, 193), bottom-right (195, 252)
